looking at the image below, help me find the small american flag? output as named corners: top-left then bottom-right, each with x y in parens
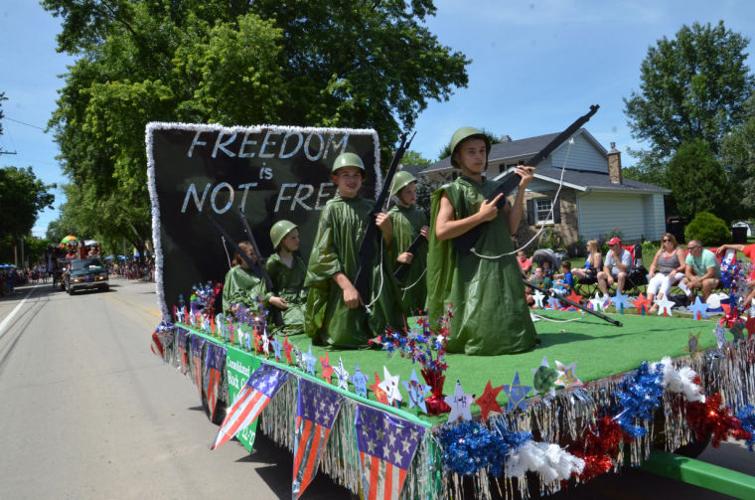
top-left (190, 335), bottom-right (206, 398)
top-left (211, 364), bottom-right (288, 450)
top-left (203, 343), bottom-right (226, 421)
top-left (292, 379), bottom-right (343, 498)
top-left (355, 404), bottom-right (425, 500)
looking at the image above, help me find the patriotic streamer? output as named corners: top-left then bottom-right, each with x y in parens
top-left (292, 379), bottom-right (344, 499)
top-left (212, 364), bottom-right (289, 450)
top-left (176, 327), bottom-right (190, 374)
top-left (355, 404), bottom-right (425, 500)
top-left (189, 335), bottom-right (207, 397)
top-left (203, 343), bottom-right (227, 421)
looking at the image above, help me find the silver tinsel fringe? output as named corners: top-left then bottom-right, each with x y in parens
top-left (157, 327), bottom-right (754, 500)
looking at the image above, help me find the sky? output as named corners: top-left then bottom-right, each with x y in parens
top-left (0, 0), bottom-right (754, 238)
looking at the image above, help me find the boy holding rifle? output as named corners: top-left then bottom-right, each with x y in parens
top-left (427, 128), bottom-right (538, 355)
top-left (304, 153), bottom-right (403, 348)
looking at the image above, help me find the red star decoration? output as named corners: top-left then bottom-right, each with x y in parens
top-left (633, 293), bottom-right (651, 314)
top-left (745, 316), bottom-right (755, 339)
top-left (283, 337), bottom-right (293, 364)
top-left (566, 290), bottom-right (583, 306)
top-left (320, 353), bottom-right (333, 383)
top-left (474, 381), bottom-right (503, 422)
top-left (370, 372), bottom-right (389, 404)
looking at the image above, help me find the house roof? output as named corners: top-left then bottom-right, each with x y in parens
top-left (421, 128), bottom-right (605, 174)
top-left (493, 166), bottom-right (671, 194)
top-left (398, 164), bottom-right (427, 177)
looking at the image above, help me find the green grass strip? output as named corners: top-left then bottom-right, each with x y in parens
top-left (641, 450), bottom-right (755, 498)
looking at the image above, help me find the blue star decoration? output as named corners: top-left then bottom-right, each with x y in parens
top-left (547, 296), bottom-right (562, 310)
top-left (302, 347), bottom-right (317, 375)
top-left (402, 369), bottom-right (431, 414)
top-left (350, 364), bottom-right (369, 398)
top-left (502, 371), bottom-right (531, 412)
top-left (611, 290), bottom-right (631, 314)
top-left (689, 296), bottom-right (709, 320)
top-left (271, 337), bottom-right (282, 361)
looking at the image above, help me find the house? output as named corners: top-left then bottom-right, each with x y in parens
top-left (419, 129), bottom-right (669, 249)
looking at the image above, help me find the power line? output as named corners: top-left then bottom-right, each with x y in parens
top-left (3, 116), bottom-right (47, 132)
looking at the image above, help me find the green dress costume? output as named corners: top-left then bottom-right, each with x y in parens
top-left (304, 194), bottom-right (403, 348)
top-left (266, 253), bottom-right (307, 335)
top-left (221, 265), bottom-right (270, 315)
top-left (388, 204), bottom-right (428, 316)
top-left (426, 176), bottom-right (537, 355)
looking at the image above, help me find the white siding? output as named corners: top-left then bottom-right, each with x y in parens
top-left (577, 192), bottom-right (650, 241)
top-left (550, 133), bottom-right (607, 173)
top-left (642, 193), bottom-right (666, 240)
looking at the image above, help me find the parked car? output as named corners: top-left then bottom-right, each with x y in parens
top-left (65, 258), bottom-right (109, 294)
top-left (732, 220), bottom-right (752, 237)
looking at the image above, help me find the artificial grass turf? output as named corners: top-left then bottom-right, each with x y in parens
top-left (286, 311), bottom-right (720, 423)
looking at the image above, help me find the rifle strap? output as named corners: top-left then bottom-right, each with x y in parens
top-left (470, 139), bottom-right (574, 260)
top-left (362, 238), bottom-right (386, 313)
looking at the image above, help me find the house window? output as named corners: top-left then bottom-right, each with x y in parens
top-left (535, 198), bottom-right (553, 224)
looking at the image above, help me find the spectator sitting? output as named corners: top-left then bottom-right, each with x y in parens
top-left (528, 267), bottom-right (545, 287)
top-left (682, 240), bottom-right (720, 301)
top-left (516, 250), bottom-right (533, 275)
top-left (552, 261), bottom-right (574, 295)
top-left (647, 233), bottom-right (689, 312)
top-left (598, 237), bottom-right (631, 295)
top-left (572, 239), bottom-right (602, 282)
top-left (716, 242), bottom-right (755, 308)
top-left (541, 260), bottom-right (554, 289)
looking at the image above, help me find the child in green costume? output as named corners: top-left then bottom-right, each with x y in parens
top-left (427, 128), bottom-right (538, 355)
top-left (304, 152), bottom-right (403, 348)
top-left (265, 220), bottom-right (307, 335)
top-left (388, 171), bottom-right (429, 316)
top-left (222, 241), bottom-right (287, 316)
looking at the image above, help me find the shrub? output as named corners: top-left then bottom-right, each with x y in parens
top-left (684, 211), bottom-right (730, 245)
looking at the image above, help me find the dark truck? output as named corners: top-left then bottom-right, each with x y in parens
top-left (65, 258), bottom-right (109, 294)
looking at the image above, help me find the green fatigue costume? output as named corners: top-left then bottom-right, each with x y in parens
top-left (426, 176), bottom-right (537, 355)
top-left (304, 193), bottom-right (403, 348)
top-left (222, 265), bottom-right (270, 315)
top-left (388, 204), bottom-right (428, 316)
top-left (266, 253), bottom-right (307, 335)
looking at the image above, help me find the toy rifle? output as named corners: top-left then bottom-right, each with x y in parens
top-left (392, 232), bottom-right (426, 281)
top-left (523, 279), bottom-right (622, 327)
top-left (454, 105), bottom-right (600, 254)
top-left (206, 212), bottom-right (283, 326)
top-left (353, 130), bottom-right (416, 305)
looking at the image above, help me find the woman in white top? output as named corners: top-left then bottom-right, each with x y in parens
top-left (647, 233), bottom-right (688, 311)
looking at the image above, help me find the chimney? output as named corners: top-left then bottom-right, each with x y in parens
top-left (607, 142), bottom-right (622, 184)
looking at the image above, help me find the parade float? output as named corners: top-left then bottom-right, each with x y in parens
top-left (147, 122), bottom-right (754, 499)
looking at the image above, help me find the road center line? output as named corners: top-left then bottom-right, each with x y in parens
top-left (0, 287), bottom-right (36, 340)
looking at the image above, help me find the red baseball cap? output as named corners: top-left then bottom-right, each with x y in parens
top-left (607, 237), bottom-right (622, 246)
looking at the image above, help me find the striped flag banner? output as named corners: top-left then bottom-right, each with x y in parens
top-left (203, 343), bottom-right (226, 421)
top-left (355, 404), bottom-right (425, 500)
top-left (212, 364), bottom-right (289, 450)
top-left (189, 335), bottom-right (206, 397)
top-left (292, 378), bottom-right (343, 499)
top-left (176, 327), bottom-right (190, 374)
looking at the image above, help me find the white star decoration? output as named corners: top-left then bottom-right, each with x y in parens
top-left (655, 297), bottom-right (675, 316)
top-left (444, 379), bottom-right (474, 423)
top-left (554, 360), bottom-right (582, 388)
top-left (378, 367), bottom-right (402, 405)
top-left (333, 357), bottom-right (350, 390)
top-left (533, 289), bottom-right (546, 309)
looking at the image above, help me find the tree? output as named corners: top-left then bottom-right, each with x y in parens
top-left (401, 150), bottom-right (432, 167)
top-left (722, 94), bottom-right (755, 215)
top-left (666, 140), bottom-right (729, 221)
top-left (43, 0), bottom-right (470, 248)
top-left (624, 21), bottom-right (754, 165)
top-left (0, 166), bottom-right (55, 239)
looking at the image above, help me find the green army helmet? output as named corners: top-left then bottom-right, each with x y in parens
top-left (331, 152), bottom-right (365, 174)
top-left (449, 127), bottom-right (491, 168)
top-left (270, 220), bottom-right (298, 249)
top-left (390, 170), bottom-right (417, 197)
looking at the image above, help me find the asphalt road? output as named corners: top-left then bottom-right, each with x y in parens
top-left (0, 279), bottom-right (751, 499)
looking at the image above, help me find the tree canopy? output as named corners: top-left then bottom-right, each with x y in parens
top-left (0, 166), bottom-right (55, 239)
top-left (666, 139), bottom-right (729, 221)
top-left (43, 0), bottom-right (470, 250)
top-left (722, 94), bottom-right (755, 216)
